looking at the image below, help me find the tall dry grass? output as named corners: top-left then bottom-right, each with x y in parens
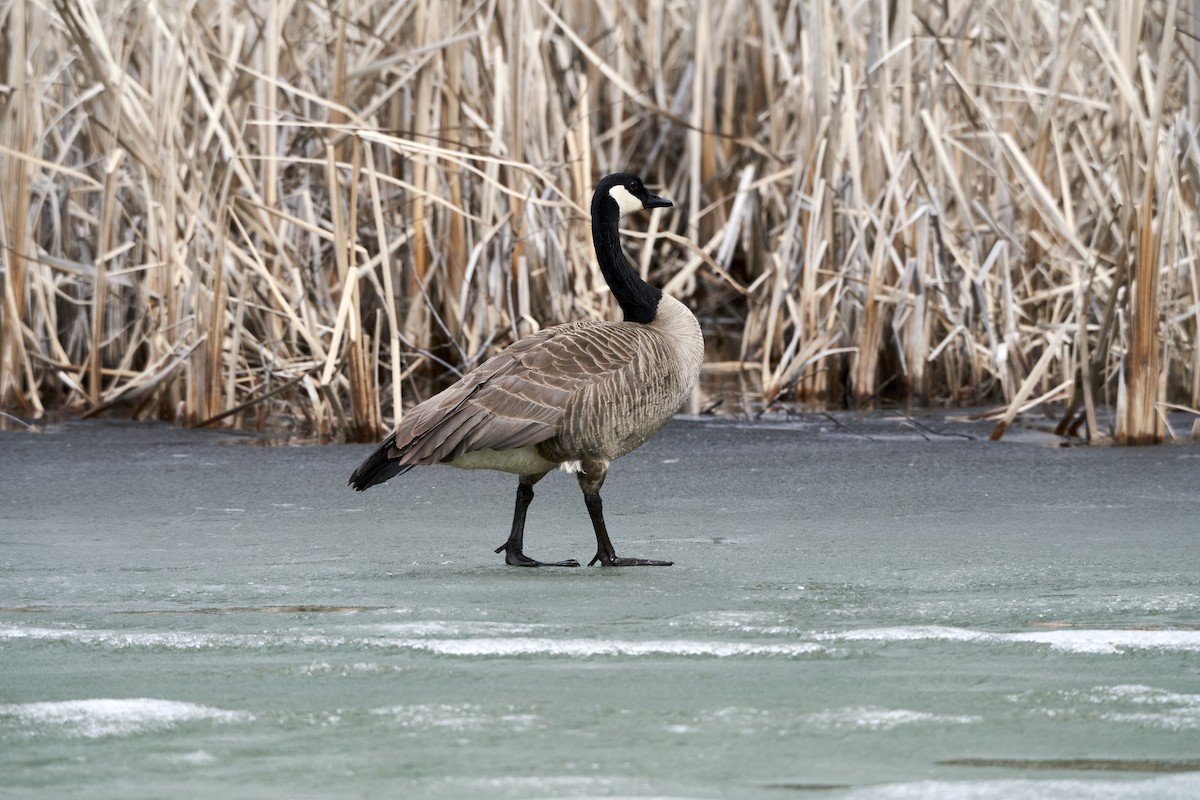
top-left (1, 0), bottom-right (1197, 443)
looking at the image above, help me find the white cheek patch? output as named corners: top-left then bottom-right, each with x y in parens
top-left (608, 184), bottom-right (644, 218)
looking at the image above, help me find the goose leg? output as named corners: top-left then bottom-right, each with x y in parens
top-left (578, 466), bottom-right (673, 567)
top-left (495, 478), bottom-right (579, 567)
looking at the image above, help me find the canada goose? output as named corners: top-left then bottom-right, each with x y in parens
top-left (349, 173), bottom-right (703, 567)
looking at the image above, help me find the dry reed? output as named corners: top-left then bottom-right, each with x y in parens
top-left (1, 0), bottom-right (1197, 443)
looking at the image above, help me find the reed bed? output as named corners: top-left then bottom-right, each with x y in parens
top-left (1, 0), bottom-right (1197, 443)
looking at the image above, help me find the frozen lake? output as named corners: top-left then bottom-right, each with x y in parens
top-left (2, 415), bottom-right (1199, 798)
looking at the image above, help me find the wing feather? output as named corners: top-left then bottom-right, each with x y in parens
top-left (382, 321), bottom-right (658, 466)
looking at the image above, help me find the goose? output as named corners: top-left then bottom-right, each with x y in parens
top-left (348, 173), bottom-right (703, 567)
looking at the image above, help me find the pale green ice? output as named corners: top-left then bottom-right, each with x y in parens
top-left (2, 415), bottom-right (1198, 798)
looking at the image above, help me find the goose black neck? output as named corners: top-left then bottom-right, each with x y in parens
top-left (590, 196), bottom-right (662, 324)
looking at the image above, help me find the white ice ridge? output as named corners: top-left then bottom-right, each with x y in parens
top-left (7, 622), bottom-right (1199, 657)
top-left (805, 705), bottom-right (982, 731)
top-left (819, 625), bottom-right (1200, 654)
top-left (0, 625), bottom-right (825, 657)
top-left (397, 638), bottom-right (826, 658)
top-left (834, 775), bottom-right (1200, 800)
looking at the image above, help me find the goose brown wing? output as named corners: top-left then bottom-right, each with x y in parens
top-left (385, 321), bottom-right (653, 465)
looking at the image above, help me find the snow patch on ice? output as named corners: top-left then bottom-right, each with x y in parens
top-left (0, 698), bottom-right (250, 738)
top-left (821, 625), bottom-right (1200, 654)
top-left (805, 706), bottom-right (982, 731)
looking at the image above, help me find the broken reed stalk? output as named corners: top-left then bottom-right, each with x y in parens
top-left (0, 0), bottom-right (1196, 443)
top-left (1119, 0), bottom-right (1180, 445)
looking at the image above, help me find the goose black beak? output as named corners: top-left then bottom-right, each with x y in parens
top-left (643, 192), bottom-right (673, 210)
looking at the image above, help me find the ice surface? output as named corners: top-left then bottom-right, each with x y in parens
top-left (2, 417), bottom-right (1198, 798)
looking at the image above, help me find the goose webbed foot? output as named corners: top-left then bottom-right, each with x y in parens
top-left (494, 543), bottom-right (580, 568)
top-left (587, 552), bottom-right (674, 567)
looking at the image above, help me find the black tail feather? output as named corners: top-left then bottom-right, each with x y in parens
top-left (348, 434), bottom-right (413, 491)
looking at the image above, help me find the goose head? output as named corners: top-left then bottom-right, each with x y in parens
top-left (595, 173), bottom-right (672, 219)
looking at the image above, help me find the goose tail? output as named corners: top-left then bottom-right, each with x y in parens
top-left (348, 433), bottom-right (412, 491)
